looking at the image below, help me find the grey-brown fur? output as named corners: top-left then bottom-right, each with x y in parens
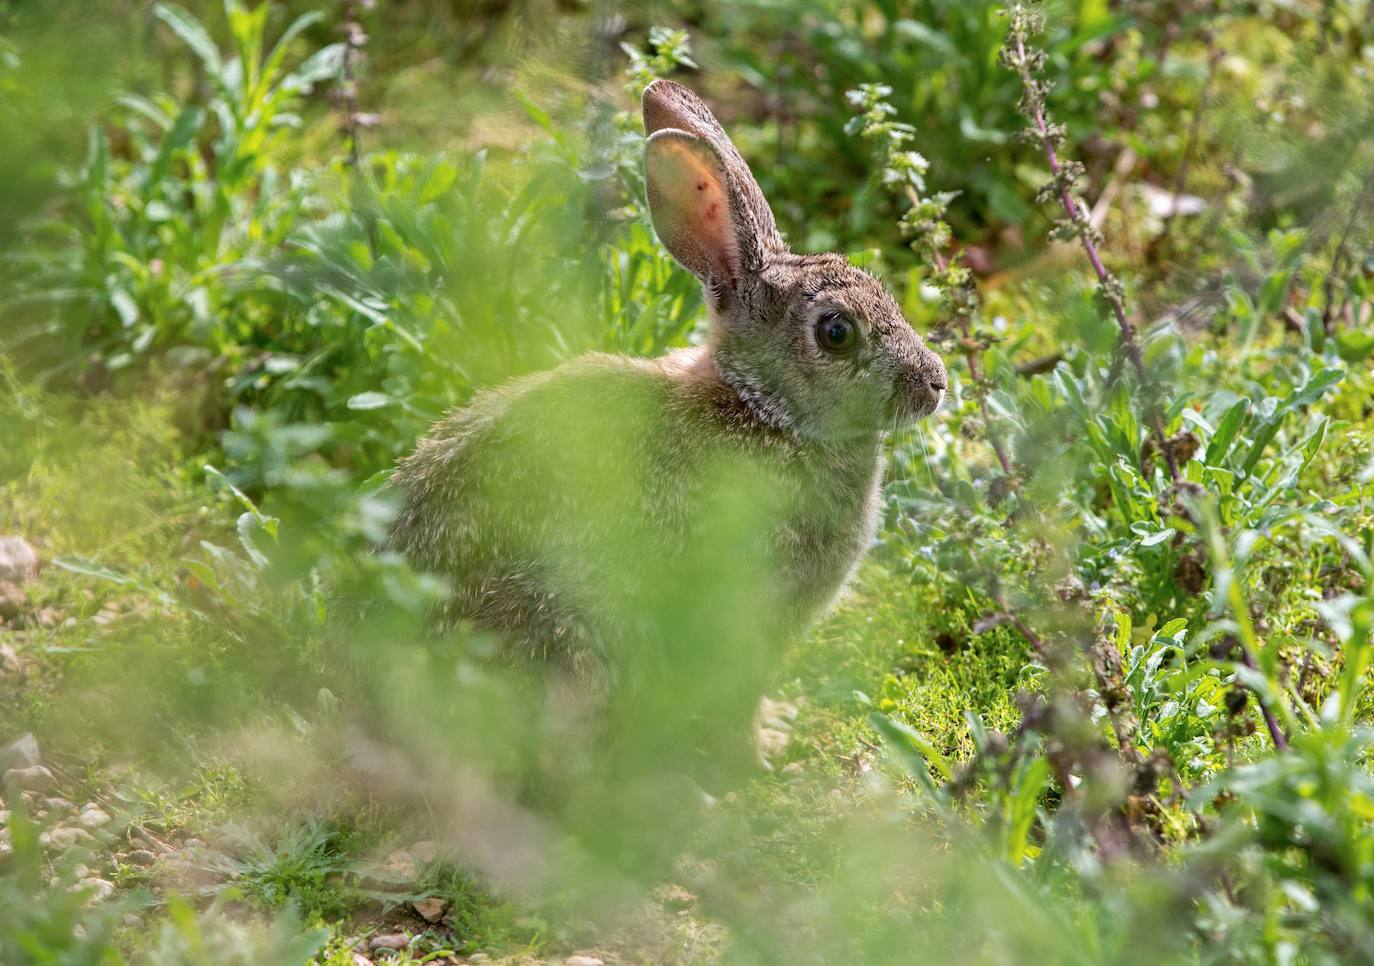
top-left (389, 81), bottom-right (945, 771)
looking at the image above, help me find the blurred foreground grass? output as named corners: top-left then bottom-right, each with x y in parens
top-left (2, 1), bottom-right (1374, 963)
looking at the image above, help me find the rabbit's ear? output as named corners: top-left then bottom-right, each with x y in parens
top-left (642, 80), bottom-right (783, 288)
top-left (645, 130), bottom-right (744, 287)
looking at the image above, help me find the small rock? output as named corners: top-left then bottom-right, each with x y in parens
top-left (0, 641), bottom-right (19, 673)
top-left (0, 733), bottom-right (39, 772)
top-left (44, 826), bottom-right (95, 850)
top-left (3, 764), bottom-right (55, 792)
top-left (41, 797), bottom-right (74, 815)
top-left (121, 913), bottom-right (144, 928)
top-left (76, 805), bottom-right (111, 829)
top-left (126, 849), bottom-right (157, 867)
top-left (564, 957), bottom-right (606, 966)
top-left (758, 696), bottom-right (799, 729)
top-left (73, 876), bottom-right (115, 904)
top-left (0, 537), bottom-right (39, 585)
top-left (467, 955), bottom-right (490, 964)
top-left (377, 839), bottom-right (437, 882)
top-left (352, 955), bottom-right (375, 966)
top-left (412, 897), bottom-right (448, 923)
top-left (35, 607), bottom-right (61, 629)
top-left (92, 606), bottom-right (120, 627)
top-left (369, 933), bottom-right (409, 953)
top-left (755, 726), bottom-right (790, 762)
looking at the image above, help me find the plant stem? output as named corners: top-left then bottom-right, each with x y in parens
top-left (902, 185), bottom-right (1014, 477)
top-left (1008, 26), bottom-right (1180, 483)
top-left (341, 0), bottom-right (367, 172)
top-left (1238, 646), bottom-right (1289, 751)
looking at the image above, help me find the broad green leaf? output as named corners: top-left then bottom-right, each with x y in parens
top-left (1204, 397), bottom-right (1250, 466)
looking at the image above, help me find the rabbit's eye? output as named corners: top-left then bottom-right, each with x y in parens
top-left (816, 312), bottom-right (859, 354)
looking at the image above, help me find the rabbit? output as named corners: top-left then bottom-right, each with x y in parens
top-left (389, 79), bottom-right (946, 785)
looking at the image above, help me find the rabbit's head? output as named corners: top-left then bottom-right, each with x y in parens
top-left (643, 79), bottom-right (946, 441)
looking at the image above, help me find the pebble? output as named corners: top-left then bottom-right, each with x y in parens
top-left (564, 957), bottom-right (606, 966)
top-left (74, 877), bottom-right (115, 904)
top-left (467, 955), bottom-right (490, 964)
top-left (126, 849), bottom-right (157, 867)
top-left (3, 764), bottom-right (56, 792)
top-left (44, 826), bottom-right (95, 850)
top-left (412, 897), bottom-right (448, 923)
top-left (0, 641), bottom-right (18, 673)
top-left (377, 839), bottom-right (438, 882)
top-left (41, 797), bottom-right (75, 815)
top-left (353, 955), bottom-right (375, 966)
top-left (756, 727), bottom-right (790, 761)
top-left (369, 933), bottom-right (410, 953)
top-left (0, 536), bottom-right (39, 585)
top-left (76, 805), bottom-right (111, 829)
top-left (0, 733), bottom-right (40, 772)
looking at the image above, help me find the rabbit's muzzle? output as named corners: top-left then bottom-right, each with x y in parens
top-left (891, 346), bottom-right (947, 421)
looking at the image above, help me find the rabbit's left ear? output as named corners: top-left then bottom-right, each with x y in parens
top-left (642, 80), bottom-right (784, 292)
top-left (645, 130), bottom-right (744, 288)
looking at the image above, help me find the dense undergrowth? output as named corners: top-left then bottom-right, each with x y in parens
top-left (1, 0), bottom-right (1373, 963)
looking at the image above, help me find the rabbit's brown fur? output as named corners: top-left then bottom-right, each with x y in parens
top-left (389, 81), bottom-right (945, 766)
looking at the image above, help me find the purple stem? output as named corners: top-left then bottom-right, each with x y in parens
top-left (1012, 32), bottom-right (1179, 483)
top-left (1239, 646), bottom-right (1290, 751)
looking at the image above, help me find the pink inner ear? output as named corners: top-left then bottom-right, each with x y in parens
top-left (646, 136), bottom-right (740, 286)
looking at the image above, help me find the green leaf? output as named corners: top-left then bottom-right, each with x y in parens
top-left (236, 511), bottom-right (271, 570)
top-left (1286, 367), bottom-right (1345, 410)
top-left (153, 3), bottom-right (223, 78)
top-left (1004, 757), bottom-right (1051, 866)
top-left (869, 712), bottom-right (953, 784)
top-left (1334, 327), bottom-right (1374, 362)
top-left (1131, 522), bottom-right (1177, 548)
top-left (204, 464), bottom-right (274, 532)
top-left (52, 556), bottom-right (134, 585)
top-left (1204, 397), bottom-right (1250, 466)
top-left (148, 105), bottom-right (204, 187)
top-left (262, 10), bottom-right (325, 87)
top-left (347, 391), bottom-right (394, 411)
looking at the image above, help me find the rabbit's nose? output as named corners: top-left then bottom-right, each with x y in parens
top-left (922, 351), bottom-right (948, 409)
